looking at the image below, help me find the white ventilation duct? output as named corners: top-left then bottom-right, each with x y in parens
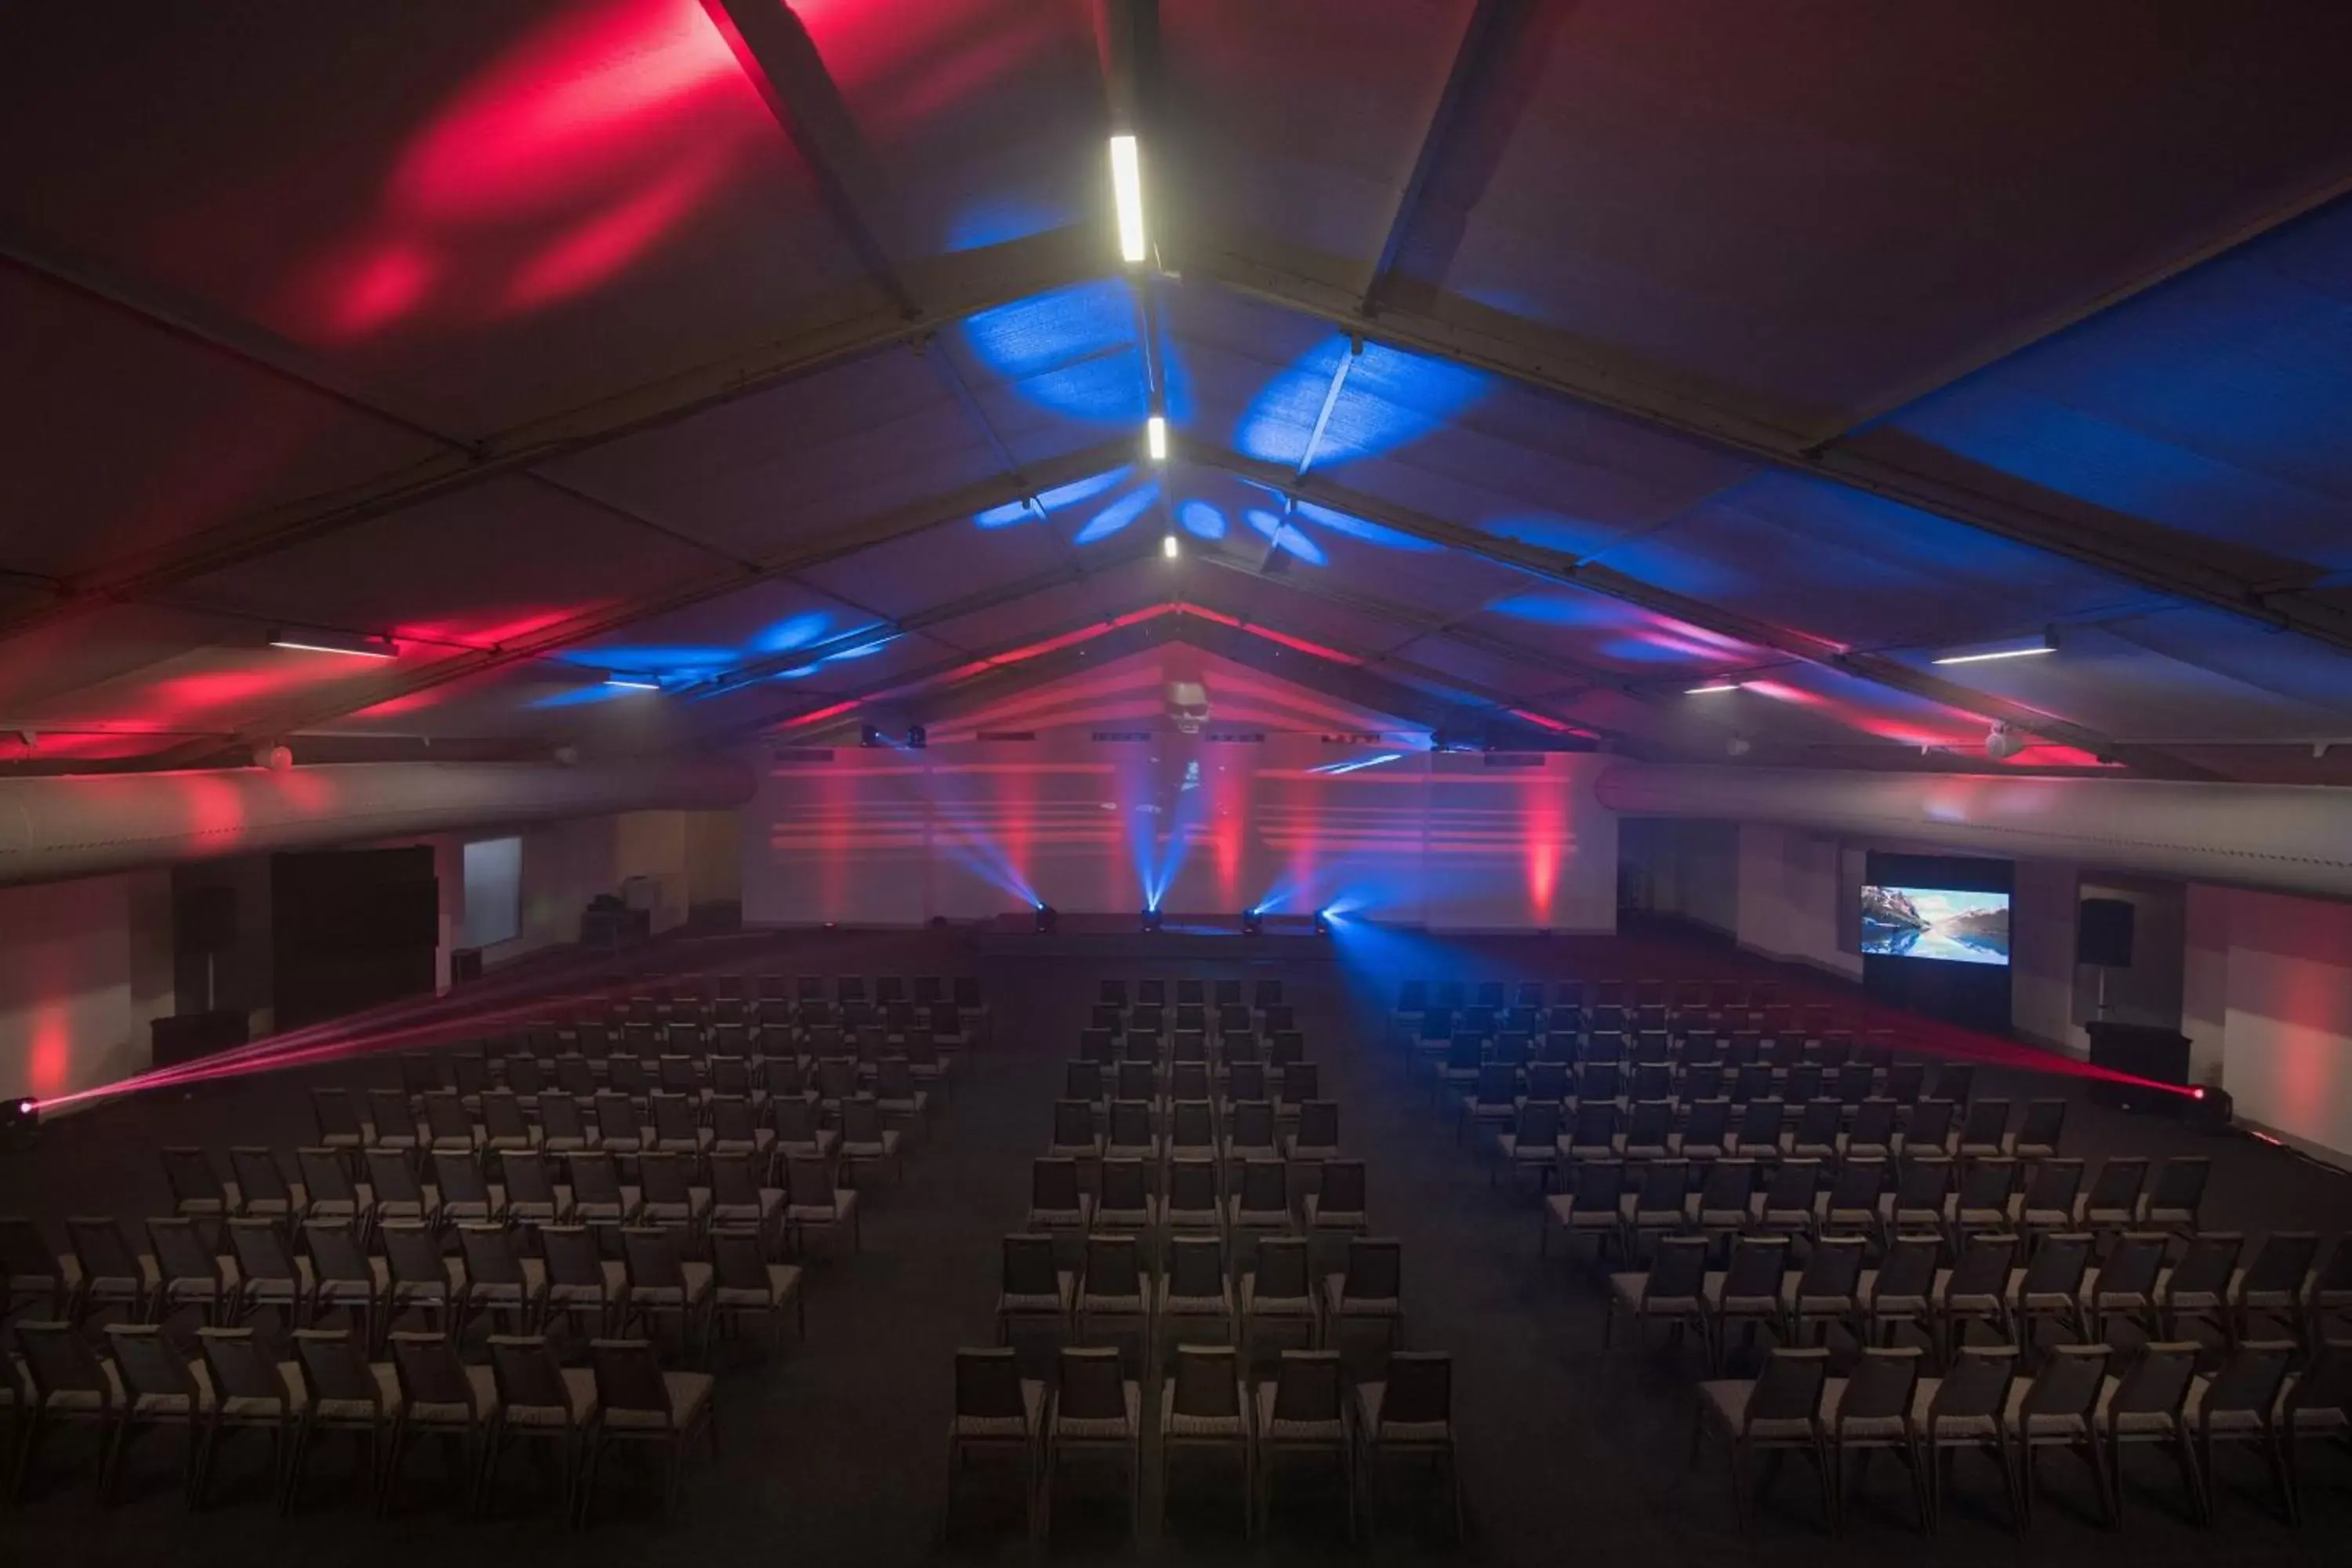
top-left (1594, 763), bottom-right (2352, 900)
top-left (0, 757), bottom-right (755, 887)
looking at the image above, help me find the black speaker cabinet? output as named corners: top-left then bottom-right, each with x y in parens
top-left (176, 884), bottom-right (238, 954)
top-left (2078, 897), bottom-right (2136, 968)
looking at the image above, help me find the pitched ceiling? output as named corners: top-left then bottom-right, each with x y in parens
top-left (3, 0), bottom-right (2350, 782)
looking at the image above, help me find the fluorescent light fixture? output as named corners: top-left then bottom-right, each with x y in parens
top-left (604, 675), bottom-right (663, 691)
top-left (1309, 751), bottom-right (1404, 776)
top-left (1684, 681), bottom-right (1741, 695)
top-left (1932, 632), bottom-right (2056, 666)
top-left (270, 628), bottom-right (396, 659)
top-left (1146, 415), bottom-right (1167, 462)
top-left (1162, 532), bottom-right (1180, 560)
top-left (1109, 133), bottom-right (1146, 263)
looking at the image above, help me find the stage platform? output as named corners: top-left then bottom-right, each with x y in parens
top-left (971, 910), bottom-right (1334, 964)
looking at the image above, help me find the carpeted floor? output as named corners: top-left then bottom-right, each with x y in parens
top-left (3, 921), bottom-right (2350, 1566)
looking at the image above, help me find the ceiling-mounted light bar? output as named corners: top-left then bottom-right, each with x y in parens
top-left (1109, 133), bottom-right (1146, 263)
top-left (1684, 681), bottom-right (1741, 695)
top-left (269, 627), bottom-right (397, 659)
top-left (1146, 414), bottom-right (1167, 462)
top-left (604, 675), bottom-right (664, 692)
top-left (1162, 532), bottom-right (1180, 560)
top-left (1931, 630), bottom-right (2057, 666)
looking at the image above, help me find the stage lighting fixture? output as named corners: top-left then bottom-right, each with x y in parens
top-left (1162, 532), bottom-right (1180, 559)
top-left (1984, 720), bottom-right (2026, 761)
top-left (860, 724), bottom-right (886, 748)
top-left (906, 724), bottom-right (927, 750)
top-left (1242, 908), bottom-right (1264, 936)
top-left (1109, 132), bottom-right (1147, 263)
top-left (2186, 1084), bottom-right (2235, 1133)
top-left (1312, 909), bottom-right (1332, 938)
top-left (1034, 904), bottom-right (1058, 935)
top-left (1, 1097), bottom-right (38, 1139)
top-left (1141, 907), bottom-right (1164, 933)
top-left (1146, 415), bottom-right (1168, 462)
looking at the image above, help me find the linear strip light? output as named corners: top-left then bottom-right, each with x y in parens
top-left (1109, 133), bottom-right (1146, 263)
top-left (604, 676), bottom-right (664, 691)
top-left (1932, 633), bottom-right (2056, 666)
top-left (1146, 414), bottom-right (1167, 462)
top-left (1684, 681), bottom-right (1741, 695)
top-left (269, 628), bottom-right (397, 659)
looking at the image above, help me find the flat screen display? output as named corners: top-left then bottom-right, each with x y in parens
top-left (1859, 885), bottom-right (2011, 966)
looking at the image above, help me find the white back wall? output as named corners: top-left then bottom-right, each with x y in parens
top-left (746, 735), bottom-right (1615, 932)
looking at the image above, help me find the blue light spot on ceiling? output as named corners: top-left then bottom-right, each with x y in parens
top-left (528, 684), bottom-right (634, 710)
top-left (1075, 482), bottom-right (1158, 544)
top-left (749, 612), bottom-right (832, 654)
top-left (974, 499), bottom-right (1036, 529)
top-left (959, 281), bottom-right (1145, 423)
top-left (1179, 500), bottom-right (1227, 539)
top-left (1232, 336), bottom-right (1489, 470)
top-left (1293, 499), bottom-right (1443, 554)
top-left (945, 198), bottom-right (1071, 252)
top-left (1245, 509), bottom-right (1327, 566)
top-left (1036, 468), bottom-right (1131, 512)
top-left (556, 645), bottom-right (734, 673)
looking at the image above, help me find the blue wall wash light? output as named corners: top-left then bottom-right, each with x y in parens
top-left (1233, 336), bottom-right (1489, 470)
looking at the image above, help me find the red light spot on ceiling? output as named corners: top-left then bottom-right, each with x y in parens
top-left (504, 144), bottom-right (730, 310)
top-left (28, 1003), bottom-right (74, 1098)
top-left (318, 243), bottom-right (438, 339)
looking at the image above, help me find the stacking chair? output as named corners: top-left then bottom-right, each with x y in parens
top-left (1076, 1233), bottom-right (1150, 1360)
top-left (948, 1347), bottom-right (1044, 1536)
top-left (1915, 1343), bottom-right (2024, 1530)
top-left (771, 1096), bottom-right (837, 1163)
top-left (1896, 1098), bottom-right (1955, 1159)
top-left (1859, 1232), bottom-right (1941, 1353)
top-left (1323, 1237), bottom-right (1404, 1352)
top-left (1353, 1351), bottom-right (1461, 1541)
top-left (2230, 1232), bottom-right (2318, 1345)
top-left (1935, 1232), bottom-right (2018, 1360)
top-left (457, 1223), bottom-right (545, 1333)
top-left (1163, 1158), bottom-right (1223, 1236)
top-left (1255, 1350), bottom-right (1353, 1540)
top-left (1159, 1342), bottom-right (1251, 1533)
top-left (2082, 1231), bottom-right (2165, 1345)
top-left (1494, 1101), bottom-right (1564, 1195)
top-left (708, 1150), bottom-right (785, 1242)
top-left (481, 1091), bottom-right (537, 1159)
top-left (501, 1149), bottom-right (572, 1226)
top-left (303, 1219), bottom-right (387, 1347)
top-left (1697, 1345), bottom-right (1831, 1534)
top-left (1815, 1158), bottom-right (1885, 1243)
top-left (648, 1093), bottom-right (711, 1163)
top-left (14, 1319), bottom-right (121, 1501)
top-left (2137, 1156), bottom-right (2211, 1234)
top-left (482, 1334), bottom-right (597, 1520)
top-left (1044, 1345), bottom-right (1142, 1536)
top-left (537, 1094), bottom-right (591, 1158)
top-left (2310, 1236), bottom-right (2352, 1334)
top-left (2100, 1341), bottom-right (2202, 1524)
top-left (2282, 1338), bottom-right (2352, 1523)
top-left (1956, 1099), bottom-right (2011, 1159)
top-left (1783, 1236), bottom-right (1867, 1348)
top-left (228, 1148), bottom-right (303, 1228)
top-left (2148, 1229), bottom-right (2244, 1345)
top-left (2012, 1158), bottom-right (2084, 1241)
top-left (709, 1225), bottom-right (804, 1352)
top-left (566, 1150), bottom-right (641, 1230)
top-left (381, 1221), bottom-right (464, 1338)
top-left (434, 1150), bottom-right (505, 1227)
top-left (1693, 1159), bottom-right (1759, 1254)
top-left (1703, 1236), bottom-right (1791, 1374)
top-left (1754, 1159), bottom-right (1824, 1241)
top-left (422, 1091), bottom-right (481, 1156)
top-left (1951, 1156), bottom-right (2020, 1244)
top-left (582, 1338), bottom-right (715, 1521)
top-left (1106, 1100), bottom-right (1160, 1168)
top-left (383, 1335), bottom-right (499, 1514)
top-left (1229, 1161), bottom-right (1293, 1267)
top-left (637, 1151), bottom-right (713, 1240)
top-left (1826, 1345), bottom-right (1925, 1532)
top-left (1025, 1158), bottom-right (1091, 1243)
top-left (1242, 1236), bottom-right (1320, 1370)
top-left (365, 1088), bottom-right (421, 1157)
top-left (786, 1153), bottom-right (861, 1257)
top-left (2076, 1157), bottom-right (2147, 1232)
top-left (2185, 1338), bottom-right (2296, 1522)
top-left (1300, 1159), bottom-right (1367, 1240)
top-left (621, 1228), bottom-right (715, 1363)
top-left (0, 1218), bottom-right (75, 1322)
top-left (1093, 1160), bottom-right (1159, 1265)
top-left (1620, 1157), bottom-right (1693, 1262)
top-left (1457, 1064), bottom-right (1521, 1145)
top-left (540, 1224), bottom-right (627, 1336)
top-left (838, 1098), bottom-right (903, 1185)
top-left (708, 1095), bottom-right (775, 1172)
top-left (1606, 1233), bottom-right (1709, 1353)
top-left (2009, 1099), bottom-right (2067, 1159)
top-left (310, 1089), bottom-right (368, 1165)
top-left (1842, 1098), bottom-right (1900, 1163)
top-left (365, 1148), bottom-right (441, 1233)
top-left (148, 1215), bottom-right (236, 1327)
top-left (226, 1217), bottom-right (308, 1327)
top-left (191, 1327), bottom-right (302, 1509)
top-left (289, 1328), bottom-right (399, 1512)
top-left (1543, 1157), bottom-right (1627, 1262)
top-left (1159, 1234), bottom-right (1235, 1365)
top-left (2007, 1343), bottom-right (2112, 1526)
top-left (102, 1323), bottom-right (205, 1504)
top-left (1049, 1099), bottom-right (1104, 1163)
top-left (1881, 1154), bottom-right (1954, 1246)
top-left (996, 1235), bottom-right (1074, 1344)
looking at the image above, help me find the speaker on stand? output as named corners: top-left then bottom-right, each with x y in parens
top-left (2077, 896), bottom-right (2136, 1021)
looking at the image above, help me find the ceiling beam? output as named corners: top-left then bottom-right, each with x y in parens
top-left (1179, 436), bottom-right (2220, 779)
top-left (141, 439), bottom-right (1138, 767)
top-left (700, 0), bottom-right (919, 320)
top-left (1361, 0), bottom-right (1523, 318)
top-left (1811, 165), bottom-right (2352, 447)
top-left (1184, 251), bottom-right (2352, 656)
top-left (0, 225), bottom-right (1105, 648)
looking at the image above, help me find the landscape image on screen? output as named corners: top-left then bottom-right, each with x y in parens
top-left (1859, 885), bottom-right (2012, 965)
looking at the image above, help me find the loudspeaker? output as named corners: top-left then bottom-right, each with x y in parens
top-left (450, 948), bottom-right (485, 984)
top-left (176, 884), bottom-right (238, 953)
top-left (2078, 897), bottom-right (2136, 968)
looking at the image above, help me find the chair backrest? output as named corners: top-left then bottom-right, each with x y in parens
top-left (1928, 1345), bottom-right (2018, 1428)
top-left (1381, 1352), bottom-right (1451, 1428)
top-left (423, 1091), bottom-right (470, 1140)
top-left (2085, 1156), bottom-right (2148, 1209)
top-left (1955, 1231), bottom-right (2027, 1296)
top-left (1796, 1235), bottom-right (1867, 1298)
top-left (1838, 1346), bottom-right (1923, 1426)
top-left (956, 1345), bottom-right (1024, 1419)
top-left (1056, 1345), bottom-right (1126, 1420)
top-left (1737, 1099), bottom-right (1785, 1145)
top-left (1002, 1233), bottom-right (1059, 1295)
top-left (1747, 1348), bottom-right (1830, 1428)
top-left (2089, 1232), bottom-right (2165, 1298)
top-left (312, 1087), bottom-right (362, 1137)
top-left (1053, 1099), bottom-right (1097, 1146)
top-left (539, 1225), bottom-right (604, 1289)
top-left (1876, 1232), bottom-right (1942, 1300)
top-left (434, 1149), bottom-right (490, 1205)
top-left (708, 1151), bottom-right (764, 1208)
top-left (1848, 1098), bottom-right (1899, 1148)
top-left (198, 1327), bottom-right (289, 1405)
top-left (1271, 1350), bottom-right (1344, 1423)
top-left (1722, 1236), bottom-right (1791, 1299)
top-left (1573, 1157), bottom-right (1626, 1210)
top-left (2147, 1156), bottom-right (2211, 1212)
top-left (589, 1338), bottom-right (672, 1417)
top-left (2020, 1345), bottom-right (2110, 1423)
top-left (622, 1226), bottom-right (687, 1290)
top-left (2288, 1338), bottom-right (2352, 1419)
top-left (1647, 1235), bottom-right (1709, 1298)
top-left (293, 1328), bottom-right (379, 1408)
top-left (774, 1097), bottom-right (822, 1142)
top-left (1762, 1159), bottom-right (1820, 1211)
top-left (1083, 1234), bottom-right (1142, 1298)
top-left (1254, 1236), bottom-right (1311, 1300)
top-left (787, 1153), bottom-right (840, 1209)
top-left (67, 1214), bottom-right (140, 1280)
top-left (1906, 1098), bottom-right (1955, 1149)
top-left (229, 1146), bottom-right (289, 1204)
top-left (1794, 1098), bottom-right (1842, 1145)
top-left (1168, 1157), bottom-right (1220, 1211)
top-left (1343, 1237), bottom-right (1402, 1300)
top-left (706, 1226), bottom-right (768, 1290)
top-left (1098, 1157), bottom-right (1149, 1211)
top-left (1168, 1234), bottom-right (1225, 1297)
top-left (162, 1145), bottom-right (223, 1207)
top-left (2238, 1231), bottom-right (2317, 1294)
top-left (640, 1151), bottom-right (694, 1204)
top-left (147, 1215), bottom-right (220, 1283)
top-left (1634, 1158), bottom-right (1689, 1211)
top-left (1827, 1158), bottom-right (1884, 1210)
top-left (1239, 1160), bottom-right (1288, 1213)
top-left (2167, 1230), bottom-right (2245, 1298)
top-left (303, 1218), bottom-right (374, 1284)
top-left (568, 1149), bottom-right (622, 1206)
top-left (2201, 1340), bottom-right (2296, 1421)
top-left (2107, 1341), bottom-right (2200, 1424)
top-left (1229, 1100), bottom-right (1274, 1148)
top-left (1957, 1156), bottom-right (2016, 1208)
top-left (1318, 1159), bottom-right (1367, 1214)
top-left (1895, 1155), bottom-right (1952, 1207)
top-left (108, 1323), bottom-right (198, 1402)
top-left (227, 1217), bottom-right (299, 1281)
top-left (381, 1222), bottom-right (448, 1287)
top-left (503, 1149), bottom-right (557, 1207)
top-left (1628, 1098), bottom-right (1675, 1146)
top-left (368, 1087), bottom-right (416, 1136)
top-left (1169, 1343), bottom-right (1240, 1418)
top-left (1959, 1097), bottom-right (2010, 1145)
top-left (2017, 1098), bottom-right (2067, 1148)
top-left (458, 1223), bottom-right (524, 1287)
top-left (710, 1094), bottom-right (757, 1142)
top-left (2021, 1157), bottom-right (2083, 1210)
top-left (365, 1146), bottom-right (421, 1203)
top-left (1031, 1157), bottom-right (1080, 1210)
top-left (1569, 1100), bottom-right (1618, 1148)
